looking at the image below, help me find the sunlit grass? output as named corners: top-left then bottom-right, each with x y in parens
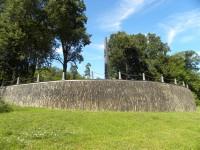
top-left (0, 106), bottom-right (200, 150)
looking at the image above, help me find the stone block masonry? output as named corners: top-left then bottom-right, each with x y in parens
top-left (0, 80), bottom-right (196, 112)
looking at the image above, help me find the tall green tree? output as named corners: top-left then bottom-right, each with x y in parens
top-left (46, 0), bottom-right (91, 79)
top-left (84, 63), bottom-right (91, 78)
top-left (168, 51), bottom-right (200, 104)
top-left (108, 32), bottom-right (130, 79)
top-left (108, 32), bottom-right (169, 80)
top-left (70, 64), bottom-right (78, 79)
top-left (108, 31), bottom-right (200, 103)
top-left (0, 0), bottom-right (55, 84)
top-left (144, 33), bottom-right (169, 79)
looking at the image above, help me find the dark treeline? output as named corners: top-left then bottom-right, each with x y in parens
top-left (0, 0), bottom-right (90, 84)
top-left (107, 32), bottom-right (200, 104)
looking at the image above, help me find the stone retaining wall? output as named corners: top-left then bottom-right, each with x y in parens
top-left (0, 80), bottom-right (196, 112)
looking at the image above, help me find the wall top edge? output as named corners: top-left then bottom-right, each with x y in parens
top-left (0, 80), bottom-right (189, 90)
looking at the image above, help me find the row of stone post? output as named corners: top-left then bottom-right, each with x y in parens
top-left (16, 74), bottom-right (40, 85)
top-left (118, 72), bottom-right (189, 88)
top-left (16, 71), bottom-right (96, 85)
top-left (15, 72), bottom-right (189, 88)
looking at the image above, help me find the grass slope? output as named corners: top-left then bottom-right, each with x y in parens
top-left (0, 107), bottom-right (200, 150)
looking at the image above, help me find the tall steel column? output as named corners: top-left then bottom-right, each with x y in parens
top-left (104, 37), bottom-right (109, 79)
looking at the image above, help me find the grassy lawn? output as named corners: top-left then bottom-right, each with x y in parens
top-left (0, 107), bottom-right (200, 150)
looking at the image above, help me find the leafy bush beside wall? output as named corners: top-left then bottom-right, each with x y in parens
top-left (0, 99), bottom-right (12, 113)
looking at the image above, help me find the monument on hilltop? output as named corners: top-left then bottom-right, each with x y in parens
top-left (104, 37), bottom-right (109, 79)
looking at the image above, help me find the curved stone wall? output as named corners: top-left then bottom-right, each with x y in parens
top-left (0, 80), bottom-right (196, 112)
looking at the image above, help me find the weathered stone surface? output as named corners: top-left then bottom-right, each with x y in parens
top-left (0, 80), bottom-right (196, 112)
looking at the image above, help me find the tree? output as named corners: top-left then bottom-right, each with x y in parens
top-left (84, 63), bottom-right (91, 78)
top-left (35, 66), bottom-right (85, 81)
top-left (70, 64), bottom-right (78, 79)
top-left (125, 34), bottom-right (148, 79)
top-left (108, 32), bottom-right (169, 80)
top-left (46, 0), bottom-right (91, 79)
top-left (168, 51), bottom-right (200, 104)
top-left (175, 51), bottom-right (200, 71)
top-left (144, 33), bottom-right (169, 79)
top-left (0, 0), bottom-right (5, 12)
top-left (108, 31), bottom-right (200, 103)
top-left (0, 0), bottom-right (55, 85)
top-left (108, 32), bottom-right (130, 79)
top-left (35, 67), bottom-right (63, 82)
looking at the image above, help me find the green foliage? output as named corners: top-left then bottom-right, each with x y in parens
top-left (67, 72), bottom-right (85, 80)
top-left (69, 64), bottom-right (78, 79)
top-left (35, 67), bottom-right (63, 82)
top-left (169, 51), bottom-right (200, 102)
top-left (194, 93), bottom-right (200, 106)
top-left (108, 32), bottom-right (170, 80)
top-left (0, 0), bottom-right (90, 83)
top-left (108, 32), bottom-right (200, 102)
top-left (84, 62), bottom-right (91, 78)
top-left (0, 99), bottom-right (12, 113)
top-left (0, 107), bottom-right (200, 149)
top-left (34, 66), bottom-right (85, 81)
top-left (45, 0), bottom-right (91, 79)
top-left (0, 0), bottom-right (55, 85)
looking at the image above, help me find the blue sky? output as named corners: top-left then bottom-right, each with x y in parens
top-left (55, 0), bottom-right (200, 78)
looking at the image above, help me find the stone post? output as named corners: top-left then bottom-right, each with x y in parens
top-left (174, 78), bottom-right (177, 85)
top-left (16, 77), bottom-right (20, 85)
top-left (118, 71), bottom-right (122, 80)
top-left (161, 75), bottom-right (164, 83)
top-left (37, 73), bottom-right (40, 83)
top-left (182, 81), bottom-right (185, 87)
top-left (62, 72), bottom-right (65, 80)
top-left (142, 73), bottom-right (145, 81)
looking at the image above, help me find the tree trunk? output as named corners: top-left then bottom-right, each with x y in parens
top-left (63, 57), bottom-right (67, 80)
top-left (62, 45), bottom-right (68, 80)
top-left (61, 41), bottom-right (69, 80)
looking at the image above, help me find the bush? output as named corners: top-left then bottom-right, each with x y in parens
top-left (196, 100), bottom-right (200, 106)
top-left (193, 93), bottom-right (200, 106)
top-left (0, 99), bottom-right (12, 113)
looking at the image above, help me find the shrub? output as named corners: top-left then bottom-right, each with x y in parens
top-left (196, 100), bottom-right (200, 106)
top-left (0, 99), bottom-right (12, 113)
top-left (193, 93), bottom-right (200, 106)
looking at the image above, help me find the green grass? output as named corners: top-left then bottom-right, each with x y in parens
top-left (0, 107), bottom-right (200, 150)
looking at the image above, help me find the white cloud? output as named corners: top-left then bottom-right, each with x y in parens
top-left (160, 9), bottom-right (200, 46)
top-left (167, 28), bottom-right (177, 46)
top-left (99, 0), bottom-right (165, 31)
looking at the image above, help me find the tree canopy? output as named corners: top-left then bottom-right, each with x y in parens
top-left (0, 0), bottom-right (55, 84)
top-left (84, 63), bottom-right (91, 78)
top-left (107, 32), bottom-right (200, 103)
top-left (108, 32), bottom-right (170, 80)
top-left (46, 0), bottom-right (91, 79)
top-left (0, 0), bottom-right (90, 84)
